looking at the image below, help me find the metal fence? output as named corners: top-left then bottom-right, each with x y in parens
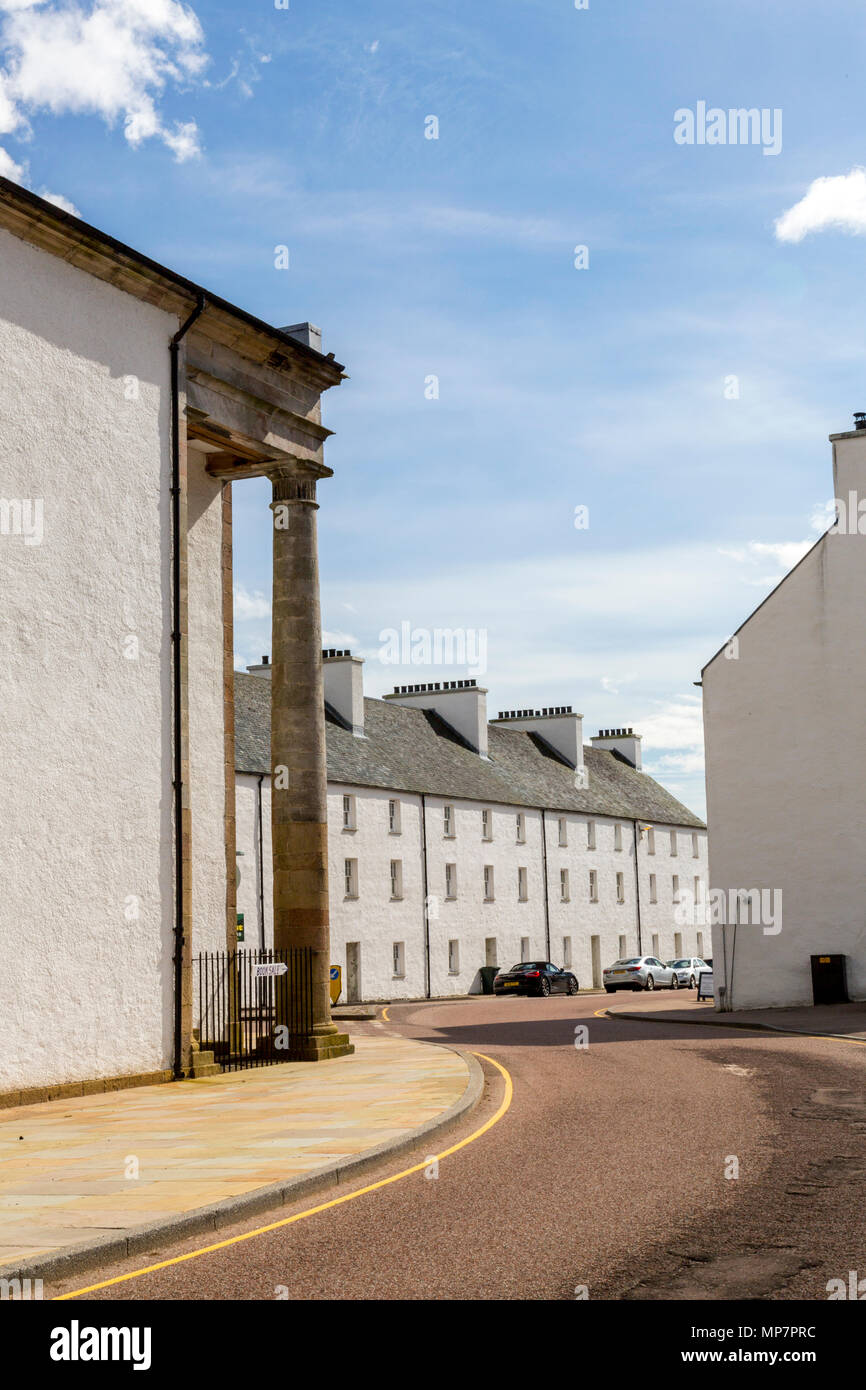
top-left (195, 947), bottom-right (314, 1071)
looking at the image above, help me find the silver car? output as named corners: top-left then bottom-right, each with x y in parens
top-left (603, 955), bottom-right (678, 992)
top-left (667, 957), bottom-right (710, 989)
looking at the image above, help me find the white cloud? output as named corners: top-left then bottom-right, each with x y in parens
top-left (718, 537), bottom-right (814, 585)
top-left (600, 673), bottom-right (636, 696)
top-left (775, 167), bottom-right (866, 243)
top-left (40, 188), bottom-right (79, 214)
top-left (234, 587), bottom-right (270, 621)
top-left (0, 0), bottom-right (207, 182)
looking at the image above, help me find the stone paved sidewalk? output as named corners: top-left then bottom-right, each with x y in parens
top-left (0, 1035), bottom-right (473, 1275)
top-left (609, 995), bottom-right (866, 1040)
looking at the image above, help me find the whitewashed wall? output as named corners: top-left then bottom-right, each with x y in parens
top-left (236, 765), bottom-right (707, 1002)
top-left (0, 228), bottom-right (176, 1091)
top-left (704, 431), bottom-right (866, 1010)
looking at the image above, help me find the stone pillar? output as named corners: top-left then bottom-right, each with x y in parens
top-left (269, 463), bottom-right (352, 1061)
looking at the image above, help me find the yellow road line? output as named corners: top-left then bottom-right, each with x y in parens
top-left (381, 1005), bottom-right (390, 1022)
top-left (54, 1051), bottom-right (513, 1301)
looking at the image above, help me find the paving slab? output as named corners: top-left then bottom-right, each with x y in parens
top-left (0, 1035), bottom-right (479, 1284)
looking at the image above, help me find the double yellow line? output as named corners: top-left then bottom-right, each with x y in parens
top-left (55, 1051), bottom-right (513, 1300)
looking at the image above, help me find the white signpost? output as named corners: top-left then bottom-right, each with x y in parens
top-left (253, 963), bottom-right (288, 979)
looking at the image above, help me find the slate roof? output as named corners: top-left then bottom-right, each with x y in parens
top-left (234, 673), bottom-right (705, 829)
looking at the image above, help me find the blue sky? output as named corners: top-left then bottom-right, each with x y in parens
top-left (4, 0), bottom-right (866, 816)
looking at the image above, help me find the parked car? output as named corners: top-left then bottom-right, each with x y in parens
top-left (493, 961), bottom-right (579, 997)
top-left (603, 956), bottom-right (678, 992)
top-left (667, 957), bottom-right (711, 989)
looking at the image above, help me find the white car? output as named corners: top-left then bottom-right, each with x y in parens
top-left (667, 957), bottom-right (710, 989)
top-left (603, 955), bottom-right (678, 992)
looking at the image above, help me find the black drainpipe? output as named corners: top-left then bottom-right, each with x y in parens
top-left (420, 793), bottom-right (431, 997)
top-left (171, 294), bottom-right (206, 1079)
top-left (540, 809), bottom-right (551, 959)
top-left (256, 773), bottom-right (265, 948)
top-left (632, 820), bottom-right (644, 955)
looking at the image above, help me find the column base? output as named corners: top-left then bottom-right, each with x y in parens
top-left (284, 1031), bottom-right (354, 1062)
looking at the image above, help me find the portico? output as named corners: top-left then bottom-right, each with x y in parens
top-left (184, 321), bottom-right (353, 1063)
top-left (0, 175), bottom-right (352, 1102)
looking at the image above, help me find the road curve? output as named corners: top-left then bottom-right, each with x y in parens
top-left (50, 993), bottom-right (866, 1301)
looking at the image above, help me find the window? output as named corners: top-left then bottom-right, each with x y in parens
top-left (518, 866), bottom-right (528, 902)
top-left (614, 823), bottom-right (623, 852)
top-left (445, 863), bottom-right (457, 899)
top-left (616, 871), bottom-right (625, 904)
top-left (694, 875), bottom-right (701, 904)
top-left (520, 936), bottom-right (530, 960)
top-left (587, 820), bottom-right (596, 850)
top-left (482, 808), bottom-right (492, 841)
top-left (674, 932), bottom-right (683, 957)
top-left (649, 872), bottom-right (657, 904)
top-left (516, 812), bottom-right (526, 843)
top-left (388, 799), bottom-right (401, 834)
top-left (618, 934), bottom-right (627, 959)
top-left (697, 931), bottom-right (705, 957)
top-left (390, 859), bottom-right (403, 900)
top-left (589, 869), bottom-right (598, 903)
top-left (562, 936), bottom-right (572, 968)
top-left (558, 817), bottom-right (568, 847)
top-left (670, 830), bottom-right (678, 856)
top-left (672, 874), bottom-right (680, 903)
top-left (483, 865), bottom-right (494, 901)
top-left (342, 794), bottom-right (356, 830)
top-left (560, 868), bottom-right (570, 902)
top-left (485, 937), bottom-right (497, 967)
top-left (692, 832), bottom-right (699, 858)
top-left (652, 934), bottom-right (660, 957)
top-left (647, 827), bottom-right (655, 855)
top-left (443, 804), bottom-right (454, 838)
top-left (392, 941), bottom-right (405, 977)
top-left (448, 939), bottom-right (460, 974)
top-left (344, 858), bottom-right (358, 898)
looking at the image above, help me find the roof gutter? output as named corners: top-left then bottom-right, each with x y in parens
top-left (171, 293), bottom-right (206, 1080)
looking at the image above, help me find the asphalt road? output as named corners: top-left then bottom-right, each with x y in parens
top-left (50, 993), bottom-right (866, 1301)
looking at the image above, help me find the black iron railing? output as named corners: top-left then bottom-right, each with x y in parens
top-left (195, 947), bottom-right (314, 1071)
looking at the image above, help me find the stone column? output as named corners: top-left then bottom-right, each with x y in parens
top-left (268, 463), bottom-right (352, 1061)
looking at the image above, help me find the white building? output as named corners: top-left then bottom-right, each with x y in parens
top-left (702, 420), bottom-right (866, 1011)
top-left (236, 653), bottom-right (709, 1001)
top-left (0, 177), bottom-right (345, 1101)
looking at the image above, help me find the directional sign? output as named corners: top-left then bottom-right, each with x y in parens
top-left (254, 963), bottom-right (288, 978)
top-left (329, 964), bottom-right (342, 1005)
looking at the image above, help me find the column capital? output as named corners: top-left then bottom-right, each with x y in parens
top-left (267, 458), bottom-right (333, 508)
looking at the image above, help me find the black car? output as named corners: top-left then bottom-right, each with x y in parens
top-left (493, 961), bottom-right (579, 997)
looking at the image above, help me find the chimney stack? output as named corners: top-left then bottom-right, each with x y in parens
top-left (281, 322), bottom-right (323, 354)
top-left (384, 681), bottom-right (488, 757)
top-left (322, 650), bottom-right (365, 737)
top-left (491, 707), bottom-right (585, 780)
top-left (591, 727), bottom-right (642, 770)
top-left (246, 655), bottom-right (271, 678)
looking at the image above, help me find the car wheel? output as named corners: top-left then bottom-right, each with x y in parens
top-left (689, 975), bottom-right (696, 989)
top-left (567, 977), bottom-right (579, 996)
top-left (539, 978), bottom-right (551, 997)
top-left (605, 986), bottom-right (615, 993)
top-left (645, 974), bottom-right (655, 991)
top-left (670, 974), bottom-right (679, 990)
